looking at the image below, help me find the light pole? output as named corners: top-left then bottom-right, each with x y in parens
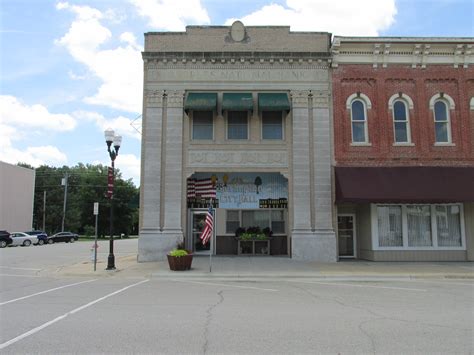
top-left (104, 128), bottom-right (122, 270)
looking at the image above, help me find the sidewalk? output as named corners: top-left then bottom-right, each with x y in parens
top-left (52, 254), bottom-right (474, 280)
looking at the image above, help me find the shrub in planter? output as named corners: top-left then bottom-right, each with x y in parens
top-left (167, 248), bottom-right (193, 271)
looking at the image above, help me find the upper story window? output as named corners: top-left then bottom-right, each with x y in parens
top-left (429, 93), bottom-right (455, 145)
top-left (192, 111), bottom-right (213, 140)
top-left (227, 111), bottom-right (248, 140)
top-left (350, 100), bottom-right (368, 143)
top-left (433, 101), bottom-right (451, 143)
top-left (392, 100), bottom-right (411, 143)
top-left (262, 111), bottom-right (283, 140)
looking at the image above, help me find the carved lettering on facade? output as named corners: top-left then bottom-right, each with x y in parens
top-left (187, 150), bottom-right (288, 168)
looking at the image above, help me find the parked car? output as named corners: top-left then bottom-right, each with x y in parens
top-left (0, 230), bottom-right (13, 248)
top-left (48, 232), bottom-right (79, 244)
top-left (10, 232), bottom-right (38, 247)
top-left (25, 230), bottom-right (48, 245)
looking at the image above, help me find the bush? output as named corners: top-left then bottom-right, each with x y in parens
top-left (169, 249), bottom-right (188, 257)
top-left (83, 225), bottom-right (95, 237)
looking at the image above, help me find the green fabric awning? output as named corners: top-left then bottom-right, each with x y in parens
top-left (222, 93), bottom-right (253, 111)
top-left (184, 93), bottom-right (217, 111)
top-left (258, 93), bottom-right (291, 111)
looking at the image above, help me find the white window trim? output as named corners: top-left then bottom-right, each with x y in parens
top-left (346, 93), bottom-right (372, 109)
top-left (429, 93), bottom-right (455, 109)
top-left (261, 111), bottom-right (285, 141)
top-left (391, 99), bottom-right (412, 144)
top-left (350, 99), bottom-right (370, 144)
top-left (432, 99), bottom-right (453, 144)
top-left (388, 93), bottom-right (414, 110)
top-left (225, 110), bottom-right (250, 141)
top-left (191, 111), bottom-right (214, 141)
top-left (371, 203), bottom-right (466, 251)
top-left (470, 97), bottom-right (474, 110)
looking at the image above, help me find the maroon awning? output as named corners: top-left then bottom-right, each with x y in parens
top-left (335, 166), bottom-right (474, 203)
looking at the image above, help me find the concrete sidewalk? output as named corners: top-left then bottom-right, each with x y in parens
top-left (51, 254), bottom-right (474, 280)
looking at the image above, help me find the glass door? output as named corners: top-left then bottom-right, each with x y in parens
top-left (191, 210), bottom-right (212, 254)
top-left (338, 214), bottom-right (356, 258)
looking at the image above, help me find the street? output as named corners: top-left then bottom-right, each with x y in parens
top-left (1, 240), bottom-right (473, 354)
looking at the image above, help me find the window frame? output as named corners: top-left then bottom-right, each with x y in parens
top-left (261, 111), bottom-right (284, 140)
top-left (391, 99), bottom-right (412, 145)
top-left (224, 209), bottom-right (287, 236)
top-left (433, 99), bottom-right (452, 144)
top-left (191, 110), bottom-right (214, 141)
top-left (226, 110), bottom-right (249, 140)
top-left (350, 99), bottom-right (369, 145)
top-left (371, 203), bottom-right (466, 251)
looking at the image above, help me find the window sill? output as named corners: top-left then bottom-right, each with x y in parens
top-left (392, 143), bottom-right (415, 147)
top-left (350, 143), bottom-right (372, 147)
top-left (434, 143), bottom-right (456, 147)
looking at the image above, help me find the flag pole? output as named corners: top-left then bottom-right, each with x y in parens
top-left (209, 202), bottom-right (213, 273)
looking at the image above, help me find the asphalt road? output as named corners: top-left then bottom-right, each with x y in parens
top-left (1, 241), bottom-right (473, 354)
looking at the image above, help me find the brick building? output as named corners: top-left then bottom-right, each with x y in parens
top-left (332, 37), bottom-right (474, 261)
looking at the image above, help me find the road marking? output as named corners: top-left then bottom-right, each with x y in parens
top-left (403, 280), bottom-right (474, 287)
top-left (290, 280), bottom-right (427, 292)
top-left (0, 266), bottom-right (42, 271)
top-left (172, 280), bottom-right (277, 292)
top-left (0, 279), bottom-right (149, 350)
top-left (0, 279), bottom-right (97, 306)
top-left (0, 274), bottom-right (41, 278)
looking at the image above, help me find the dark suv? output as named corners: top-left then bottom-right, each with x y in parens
top-left (48, 232), bottom-right (79, 244)
top-left (25, 231), bottom-right (48, 245)
top-left (0, 230), bottom-right (13, 248)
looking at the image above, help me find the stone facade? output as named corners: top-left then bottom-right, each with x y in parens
top-left (139, 23), bottom-right (336, 262)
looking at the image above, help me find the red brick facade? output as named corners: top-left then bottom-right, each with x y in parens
top-left (332, 64), bottom-right (474, 167)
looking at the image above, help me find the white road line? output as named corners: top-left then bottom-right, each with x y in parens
top-left (402, 280), bottom-right (474, 287)
top-left (290, 280), bottom-right (427, 292)
top-left (0, 274), bottom-right (41, 278)
top-left (0, 266), bottom-right (42, 271)
top-left (0, 279), bottom-right (97, 306)
top-left (172, 279), bottom-right (278, 292)
top-left (0, 279), bottom-right (149, 350)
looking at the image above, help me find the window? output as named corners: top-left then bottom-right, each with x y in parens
top-left (351, 100), bottom-right (368, 143)
top-left (227, 111), bottom-right (248, 139)
top-left (393, 100), bottom-right (411, 143)
top-left (377, 206), bottom-right (402, 247)
top-left (434, 101), bottom-right (451, 143)
top-left (192, 111), bottom-right (213, 140)
top-left (242, 210), bottom-right (270, 230)
top-left (262, 111), bottom-right (283, 140)
top-left (374, 204), bottom-right (464, 249)
top-left (226, 210), bottom-right (240, 234)
top-left (407, 205), bottom-right (432, 246)
top-left (271, 210), bottom-right (285, 234)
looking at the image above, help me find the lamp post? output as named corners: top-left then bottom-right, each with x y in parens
top-left (104, 128), bottom-right (122, 270)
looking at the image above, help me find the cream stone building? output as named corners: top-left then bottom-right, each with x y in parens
top-left (138, 22), bottom-right (336, 261)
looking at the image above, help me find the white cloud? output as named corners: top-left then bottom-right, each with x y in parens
top-left (130, 0), bottom-right (210, 31)
top-left (74, 110), bottom-right (141, 140)
top-left (0, 95), bottom-right (76, 131)
top-left (0, 144), bottom-right (67, 167)
top-left (225, 0), bottom-right (397, 36)
top-left (56, 4), bottom-right (143, 113)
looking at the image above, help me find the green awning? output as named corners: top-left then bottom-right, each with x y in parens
top-left (258, 93), bottom-right (290, 111)
top-left (222, 93), bottom-right (253, 111)
top-left (184, 93), bottom-right (217, 111)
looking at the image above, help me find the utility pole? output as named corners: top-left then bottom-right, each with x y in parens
top-left (43, 190), bottom-right (46, 231)
top-left (61, 173), bottom-right (68, 232)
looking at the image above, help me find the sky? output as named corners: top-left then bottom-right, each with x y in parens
top-left (1, 0), bottom-right (473, 186)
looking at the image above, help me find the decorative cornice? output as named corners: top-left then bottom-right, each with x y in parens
top-left (145, 89), bottom-right (165, 106)
top-left (166, 90), bottom-right (185, 108)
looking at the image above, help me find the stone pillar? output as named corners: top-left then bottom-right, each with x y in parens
top-left (290, 90), bottom-right (336, 262)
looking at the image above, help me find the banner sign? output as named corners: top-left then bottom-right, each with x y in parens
top-left (107, 167), bottom-right (114, 198)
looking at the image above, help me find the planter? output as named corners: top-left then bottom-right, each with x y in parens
top-left (167, 252), bottom-right (193, 271)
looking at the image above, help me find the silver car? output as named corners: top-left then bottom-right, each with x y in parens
top-left (10, 232), bottom-right (38, 247)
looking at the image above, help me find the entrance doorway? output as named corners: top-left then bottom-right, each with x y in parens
top-left (338, 214), bottom-right (356, 258)
top-left (189, 210), bottom-right (212, 255)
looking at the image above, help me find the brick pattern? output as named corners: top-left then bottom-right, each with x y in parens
top-left (332, 64), bottom-right (474, 166)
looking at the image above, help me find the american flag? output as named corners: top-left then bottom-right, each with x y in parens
top-left (200, 207), bottom-right (214, 245)
top-left (187, 178), bottom-right (216, 198)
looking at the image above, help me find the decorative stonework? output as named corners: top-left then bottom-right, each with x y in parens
top-left (311, 90), bottom-right (330, 108)
top-left (166, 90), bottom-right (185, 108)
top-left (145, 89), bottom-right (165, 106)
top-left (187, 150), bottom-right (288, 168)
top-left (290, 90), bottom-right (310, 107)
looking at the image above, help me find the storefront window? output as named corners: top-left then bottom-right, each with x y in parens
top-left (436, 205), bottom-right (462, 246)
top-left (242, 210), bottom-right (270, 230)
top-left (377, 206), bottom-right (402, 247)
top-left (407, 205), bottom-right (432, 246)
top-left (271, 210), bottom-right (285, 233)
top-left (226, 210), bottom-right (240, 234)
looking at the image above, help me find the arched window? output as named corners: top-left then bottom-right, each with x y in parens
top-left (350, 100), bottom-right (368, 143)
top-left (433, 100), bottom-right (451, 143)
top-left (392, 100), bottom-right (411, 143)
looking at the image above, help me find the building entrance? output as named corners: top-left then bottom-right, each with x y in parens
top-left (337, 214), bottom-right (356, 258)
top-left (189, 210), bottom-right (212, 255)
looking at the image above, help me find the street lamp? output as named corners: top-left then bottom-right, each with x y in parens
top-left (104, 128), bottom-right (122, 270)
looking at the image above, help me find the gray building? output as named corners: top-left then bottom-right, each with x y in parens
top-left (138, 22), bottom-right (336, 262)
top-left (0, 161), bottom-right (35, 232)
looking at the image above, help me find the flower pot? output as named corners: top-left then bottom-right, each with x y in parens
top-left (167, 252), bottom-right (193, 271)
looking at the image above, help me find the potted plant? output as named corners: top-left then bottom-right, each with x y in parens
top-left (167, 242), bottom-right (193, 271)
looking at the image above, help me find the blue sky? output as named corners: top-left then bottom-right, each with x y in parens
top-left (1, 0), bottom-right (473, 186)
